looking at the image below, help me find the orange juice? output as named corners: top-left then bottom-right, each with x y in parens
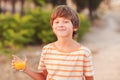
top-left (14, 61), bottom-right (26, 70)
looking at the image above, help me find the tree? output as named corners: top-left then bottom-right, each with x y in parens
top-left (45, 0), bottom-right (66, 7)
top-left (0, 0), bottom-right (1, 13)
top-left (72, 0), bottom-right (88, 12)
top-left (21, 0), bottom-right (25, 15)
top-left (2, 0), bottom-right (8, 13)
top-left (88, 0), bottom-right (102, 21)
top-left (11, 0), bottom-right (16, 14)
top-left (33, 0), bottom-right (45, 6)
top-left (73, 0), bottom-right (102, 21)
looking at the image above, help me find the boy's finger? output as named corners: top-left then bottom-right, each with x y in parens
top-left (12, 55), bottom-right (20, 59)
top-left (24, 56), bottom-right (28, 63)
top-left (11, 60), bottom-right (16, 65)
top-left (12, 55), bottom-right (22, 61)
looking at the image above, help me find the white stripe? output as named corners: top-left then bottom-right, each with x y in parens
top-left (47, 75), bottom-right (83, 80)
top-left (45, 54), bottom-right (84, 60)
top-left (48, 70), bottom-right (83, 76)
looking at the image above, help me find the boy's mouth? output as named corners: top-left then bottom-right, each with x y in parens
top-left (57, 29), bottom-right (66, 31)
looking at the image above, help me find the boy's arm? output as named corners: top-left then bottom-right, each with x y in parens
top-left (83, 49), bottom-right (94, 80)
top-left (85, 76), bottom-right (94, 80)
top-left (24, 68), bottom-right (47, 80)
top-left (24, 47), bottom-right (48, 80)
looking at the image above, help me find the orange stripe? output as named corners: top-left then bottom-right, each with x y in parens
top-left (48, 68), bottom-right (93, 72)
top-left (83, 70), bottom-right (93, 72)
top-left (43, 48), bottom-right (91, 57)
top-left (48, 78), bottom-right (54, 80)
top-left (45, 63), bottom-right (83, 67)
top-left (44, 58), bottom-right (91, 62)
top-left (84, 60), bottom-right (91, 63)
top-left (45, 52), bottom-right (86, 56)
top-left (83, 65), bottom-right (93, 67)
top-left (49, 74), bottom-right (83, 78)
top-left (45, 62), bottom-right (92, 68)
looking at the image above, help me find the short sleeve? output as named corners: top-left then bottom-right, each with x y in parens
top-left (83, 50), bottom-right (94, 76)
top-left (38, 47), bottom-right (47, 71)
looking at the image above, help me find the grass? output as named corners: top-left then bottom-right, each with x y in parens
top-left (0, 48), bottom-right (18, 59)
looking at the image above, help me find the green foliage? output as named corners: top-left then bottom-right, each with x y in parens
top-left (28, 0), bottom-right (45, 6)
top-left (0, 13), bottom-right (35, 49)
top-left (77, 14), bottom-right (91, 41)
top-left (0, 48), bottom-right (16, 56)
top-left (28, 7), bottom-right (56, 43)
top-left (45, 0), bottom-right (66, 6)
top-left (0, 7), bottom-right (56, 50)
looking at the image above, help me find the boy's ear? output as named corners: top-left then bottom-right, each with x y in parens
top-left (73, 28), bottom-right (78, 32)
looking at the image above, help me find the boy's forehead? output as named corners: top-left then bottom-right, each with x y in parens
top-left (54, 17), bottom-right (71, 20)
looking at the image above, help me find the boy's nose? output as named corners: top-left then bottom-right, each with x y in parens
top-left (58, 22), bottom-right (64, 27)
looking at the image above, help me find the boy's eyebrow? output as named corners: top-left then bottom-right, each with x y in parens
top-left (54, 19), bottom-right (59, 21)
top-left (55, 17), bottom-right (70, 20)
top-left (64, 19), bottom-right (70, 21)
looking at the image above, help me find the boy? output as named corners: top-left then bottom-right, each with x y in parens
top-left (12, 5), bottom-right (94, 80)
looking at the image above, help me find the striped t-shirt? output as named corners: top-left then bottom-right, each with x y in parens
top-left (38, 42), bottom-right (94, 80)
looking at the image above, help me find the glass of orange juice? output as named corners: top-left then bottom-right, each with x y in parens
top-left (13, 55), bottom-right (27, 71)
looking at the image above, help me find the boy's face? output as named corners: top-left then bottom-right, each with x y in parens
top-left (52, 17), bottom-right (74, 38)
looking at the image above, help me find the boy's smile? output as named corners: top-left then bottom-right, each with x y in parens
top-left (52, 17), bottom-right (74, 38)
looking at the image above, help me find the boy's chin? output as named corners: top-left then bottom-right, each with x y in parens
top-left (57, 34), bottom-right (69, 38)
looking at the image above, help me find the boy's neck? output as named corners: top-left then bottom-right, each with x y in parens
top-left (54, 38), bottom-right (80, 52)
top-left (57, 37), bottom-right (74, 46)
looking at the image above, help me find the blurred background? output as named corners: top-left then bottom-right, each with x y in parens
top-left (0, 0), bottom-right (120, 80)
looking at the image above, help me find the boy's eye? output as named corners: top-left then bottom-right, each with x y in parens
top-left (54, 21), bottom-right (59, 23)
top-left (64, 20), bottom-right (69, 23)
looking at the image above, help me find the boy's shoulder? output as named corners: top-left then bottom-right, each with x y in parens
top-left (42, 42), bottom-right (54, 49)
top-left (41, 43), bottom-right (54, 53)
top-left (80, 44), bottom-right (91, 55)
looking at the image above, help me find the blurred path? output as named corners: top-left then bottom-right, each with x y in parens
top-left (81, 10), bottom-right (120, 80)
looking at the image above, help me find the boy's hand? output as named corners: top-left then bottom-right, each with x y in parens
top-left (12, 55), bottom-right (28, 71)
